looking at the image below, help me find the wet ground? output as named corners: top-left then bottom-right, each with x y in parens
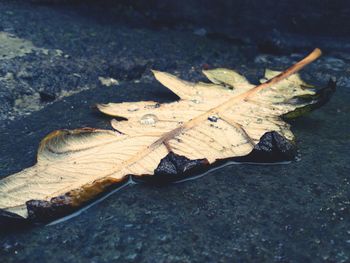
top-left (0, 1), bottom-right (350, 262)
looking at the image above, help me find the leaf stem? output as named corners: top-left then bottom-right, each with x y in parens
top-left (246, 48), bottom-right (322, 98)
top-left (182, 48), bottom-right (322, 129)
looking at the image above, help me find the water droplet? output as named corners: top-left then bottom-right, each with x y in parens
top-left (127, 105), bottom-right (139, 112)
top-left (256, 118), bottom-right (263, 124)
top-left (208, 116), bottom-right (218, 122)
top-left (140, 114), bottom-right (158, 125)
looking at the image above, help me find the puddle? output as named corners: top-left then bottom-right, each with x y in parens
top-left (47, 179), bottom-right (134, 226)
top-left (46, 159), bottom-right (291, 226)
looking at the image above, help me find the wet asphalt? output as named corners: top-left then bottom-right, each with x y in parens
top-left (0, 1), bottom-right (350, 262)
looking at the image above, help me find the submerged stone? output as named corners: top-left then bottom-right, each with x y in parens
top-left (135, 131), bottom-right (297, 185)
top-left (233, 131), bottom-right (297, 163)
top-left (134, 152), bottom-right (208, 184)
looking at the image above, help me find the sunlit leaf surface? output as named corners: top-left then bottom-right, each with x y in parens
top-left (0, 49), bottom-right (331, 221)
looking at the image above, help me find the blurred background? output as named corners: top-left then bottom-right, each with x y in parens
top-left (29, 0), bottom-right (350, 53)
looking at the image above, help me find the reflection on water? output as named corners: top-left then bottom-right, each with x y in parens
top-left (47, 178), bottom-right (134, 226)
top-left (47, 159), bottom-right (292, 226)
top-left (174, 160), bottom-right (292, 184)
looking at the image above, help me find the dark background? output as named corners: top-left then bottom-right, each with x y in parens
top-left (29, 0), bottom-right (350, 54)
top-left (32, 1), bottom-right (350, 34)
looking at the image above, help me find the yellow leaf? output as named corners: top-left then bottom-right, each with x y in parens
top-left (0, 48), bottom-right (329, 222)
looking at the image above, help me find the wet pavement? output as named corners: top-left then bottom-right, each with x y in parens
top-left (0, 1), bottom-right (350, 262)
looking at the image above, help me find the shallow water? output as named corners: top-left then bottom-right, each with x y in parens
top-left (48, 161), bottom-right (293, 226)
top-left (0, 1), bottom-right (349, 262)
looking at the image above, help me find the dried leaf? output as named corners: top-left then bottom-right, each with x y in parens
top-left (0, 49), bottom-right (334, 224)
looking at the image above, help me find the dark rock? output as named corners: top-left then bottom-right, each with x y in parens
top-left (136, 131), bottom-right (298, 185)
top-left (234, 132), bottom-right (297, 163)
top-left (39, 91), bottom-right (56, 102)
top-left (134, 152), bottom-right (208, 184)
